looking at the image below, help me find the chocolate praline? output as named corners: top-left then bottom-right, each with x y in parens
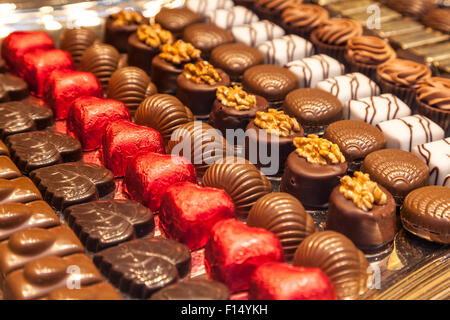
top-left (284, 88), bottom-right (343, 135)
top-left (151, 55), bottom-right (186, 94)
top-left (59, 28), bottom-right (98, 68)
top-left (209, 94), bottom-right (269, 135)
top-left (155, 7), bottom-right (201, 38)
top-left (150, 279), bottom-right (230, 300)
top-left (0, 73), bottom-right (28, 102)
top-left (210, 43), bottom-right (264, 83)
top-left (182, 23), bottom-right (234, 60)
top-left (127, 33), bottom-right (159, 75)
top-left (327, 184), bottom-right (397, 252)
top-left (176, 68), bottom-right (231, 119)
top-left (254, 0), bottom-right (303, 24)
top-left (104, 13), bottom-right (149, 53)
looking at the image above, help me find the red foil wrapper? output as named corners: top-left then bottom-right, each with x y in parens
top-left (248, 262), bottom-right (337, 300)
top-left (204, 219), bottom-right (283, 293)
top-left (44, 69), bottom-right (102, 120)
top-left (67, 96), bottom-right (130, 151)
top-left (1, 31), bottom-right (55, 76)
top-left (160, 182), bottom-right (236, 250)
top-left (102, 120), bottom-right (165, 178)
top-left (22, 49), bottom-right (74, 97)
top-left (124, 152), bottom-right (197, 212)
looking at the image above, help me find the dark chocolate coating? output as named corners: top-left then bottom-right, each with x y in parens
top-left (0, 73), bottom-right (28, 102)
top-left (243, 64), bottom-right (298, 105)
top-left (245, 121), bottom-right (304, 174)
top-left (327, 184), bottom-right (397, 252)
top-left (30, 162), bottom-right (115, 211)
top-left (0, 156), bottom-right (21, 179)
top-left (93, 238), bottom-right (191, 299)
top-left (210, 43), bottom-right (264, 82)
top-left (6, 131), bottom-right (82, 174)
top-left (63, 200), bottom-right (155, 252)
top-left (127, 33), bottom-right (159, 75)
top-left (0, 100), bottom-right (53, 139)
top-left (155, 7), bottom-right (201, 38)
top-left (151, 55), bottom-right (184, 94)
top-left (60, 28), bottom-right (99, 68)
top-left (0, 201), bottom-right (60, 241)
top-left (44, 282), bottom-right (122, 300)
top-left (104, 15), bottom-right (149, 53)
top-left (0, 177), bottom-right (42, 205)
top-left (324, 120), bottom-right (386, 162)
top-left (150, 279), bottom-right (230, 300)
top-left (209, 94), bottom-right (269, 135)
top-left (182, 23), bottom-right (234, 60)
top-left (0, 226), bottom-right (84, 276)
top-left (280, 152), bottom-right (348, 209)
top-left (401, 186), bottom-right (450, 244)
top-left (176, 68), bottom-right (231, 118)
top-left (0, 57), bottom-right (6, 73)
top-left (360, 149), bottom-right (429, 205)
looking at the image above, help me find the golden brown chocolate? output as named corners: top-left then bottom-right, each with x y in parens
top-left (0, 156), bottom-right (21, 179)
top-left (0, 177), bottom-right (42, 205)
top-left (254, 109), bottom-right (301, 137)
top-left (216, 85), bottom-right (256, 111)
top-left (0, 140), bottom-right (9, 156)
top-left (376, 58), bottom-right (431, 88)
top-left (159, 40), bottom-right (201, 65)
top-left (155, 7), bottom-right (201, 37)
top-left (111, 10), bottom-right (144, 26)
top-left (44, 282), bottom-right (122, 300)
top-left (312, 19), bottom-right (363, 46)
top-left (345, 36), bottom-right (396, 66)
top-left (60, 28), bottom-right (98, 68)
top-left (183, 61), bottom-right (222, 85)
top-left (294, 134), bottom-right (346, 165)
top-left (416, 77), bottom-right (450, 110)
top-left (136, 24), bottom-right (174, 48)
top-left (387, 0), bottom-right (436, 18)
top-left (422, 8), bottom-right (450, 34)
top-left (281, 4), bottom-right (329, 36)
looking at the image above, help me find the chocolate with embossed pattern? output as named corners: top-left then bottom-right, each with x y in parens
top-left (60, 28), bottom-right (99, 68)
top-left (183, 23), bottom-right (234, 59)
top-left (155, 7), bottom-right (201, 37)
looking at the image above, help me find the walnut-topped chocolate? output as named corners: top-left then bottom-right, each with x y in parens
top-left (254, 109), bottom-right (301, 137)
top-left (159, 40), bottom-right (201, 64)
top-left (111, 10), bottom-right (143, 26)
top-left (216, 86), bottom-right (256, 111)
top-left (339, 171), bottom-right (387, 211)
top-left (294, 134), bottom-right (345, 165)
top-left (183, 61), bottom-right (222, 85)
top-left (137, 24), bottom-right (173, 48)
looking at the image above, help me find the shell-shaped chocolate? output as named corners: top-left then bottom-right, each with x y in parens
top-left (202, 156), bottom-right (272, 217)
top-left (80, 43), bottom-right (122, 90)
top-left (60, 28), bottom-right (98, 68)
top-left (106, 67), bottom-right (157, 113)
top-left (324, 120), bottom-right (386, 161)
top-left (134, 94), bottom-right (194, 143)
top-left (401, 186), bottom-right (450, 244)
top-left (361, 149), bottom-right (429, 203)
top-left (155, 7), bottom-right (202, 36)
top-left (247, 192), bottom-right (317, 260)
top-left (293, 231), bottom-right (369, 300)
top-left (167, 121), bottom-right (229, 176)
top-left (183, 23), bottom-right (234, 57)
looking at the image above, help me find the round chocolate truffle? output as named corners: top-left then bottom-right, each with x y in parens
top-left (210, 43), bottom-right (264, 83)
top-left (59, 28), bottom-right (98, 68)
top-left (327, 172), bottom-right (397, 252)
top-left (293, 231), bottom-right (369, 300)
top-left (202, 156), bottom-right (273, 217)
top-left (284, 88), bottom-right (343, 134)
top-left (182, 23), bottom-right (234, 59)
top-left (134, 94), bottom-right (194, 144)
top-left (400, 186), bottom-right (450, 244)
top-left (106, 66), bottom-right (157, 114)
top-left (387, 0), bottom-right (436, 18)
top-left (324, 120), bottom-right (386, 170)
top-left (150, 279), bottom-right (230, 300)
top-left (155, 7), bottom-right (202, 38)
top-left (361, 149), bottom-right (429, 205)
top-left (247, 192), bottom-right (317, 260)
top-left (242, 65), bottom-right (298, 107)
top-left (80, 43), bottom-right (125, 90)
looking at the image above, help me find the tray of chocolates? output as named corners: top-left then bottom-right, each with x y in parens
top-left (0, 0), bottom-right (448, 301)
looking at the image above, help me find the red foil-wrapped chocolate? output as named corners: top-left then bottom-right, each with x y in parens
top-left (1, 31), bottom-right (55, 76)
top-left (248, 262), bottom-right (337, 300)
top-left (102, 120), bottom-right (165, 178)
top-left (44, 69), bottom-right (102, 120)
top-left (124, 152), bottom-right (197, 212)
top-left (160, 182), bottom-right (235, 250)
top-left (204, 219), bottom-right (283, 293)
top-left (21, 49), bottom-right (74, 97)
top-left (67, 96), bottom-right (130, 151)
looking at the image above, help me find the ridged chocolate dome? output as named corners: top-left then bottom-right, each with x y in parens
top-left (60, 28), bottom-right (98, 68)
top-left (293, 231), bottom-right (369, 300)
top-left (247, 192), bottom-right (317, 259)
top-left (202, 156), bottom-right (272, 217)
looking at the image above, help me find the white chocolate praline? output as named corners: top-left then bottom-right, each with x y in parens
top-left (185, 0), bottom-right (234, 16)
top-left (231, 20), bottom-right (285, 47)
top-left (257, 35), bottom-right (314, 66)
top-left (376, 114), bottom-right (445, 152)
top-left (412, 138), bottom-right (450, 187)
top-left (286, 54), bottom-right (345, 89)
top-left (204, 6), bottom-right (259, 30)
top-left (315, 72), bottom-right (380, 105)
top-left (344, 94), bottom-right (412, 125)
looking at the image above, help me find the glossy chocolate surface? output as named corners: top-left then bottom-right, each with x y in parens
top-left (30, 162), bottom-right (115, 211)
top-left (0, 156), bottom-right (21, 179)
top-left (0, 141), bottom-right (8, 156)
top-left (183, 23), bottom-right (234, 59)
top-left (150, 279), bottom-right (230, 300)
top-left (127, 33), bottom-right (159, 75)
top-left (0, 73), bottom-right (28, 102)
top-left (155, 7), bottom-right (201, 37)
top-left (104, 14), bottom-right (149, 53)
top-left (63, 200), bottom-right (155, 252)
top-left (151, 55), bottom-right (184, 94)
top-left (59, 28), bottom-right (99, 68)
top-left (0, 177), bottom-right (42, 205)
top-left (93, 238), bottom-right (191, 299)
top-left (6, 131), bottom-right (82, 174)
top-left (44, 282), bottom-right (122, 300)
